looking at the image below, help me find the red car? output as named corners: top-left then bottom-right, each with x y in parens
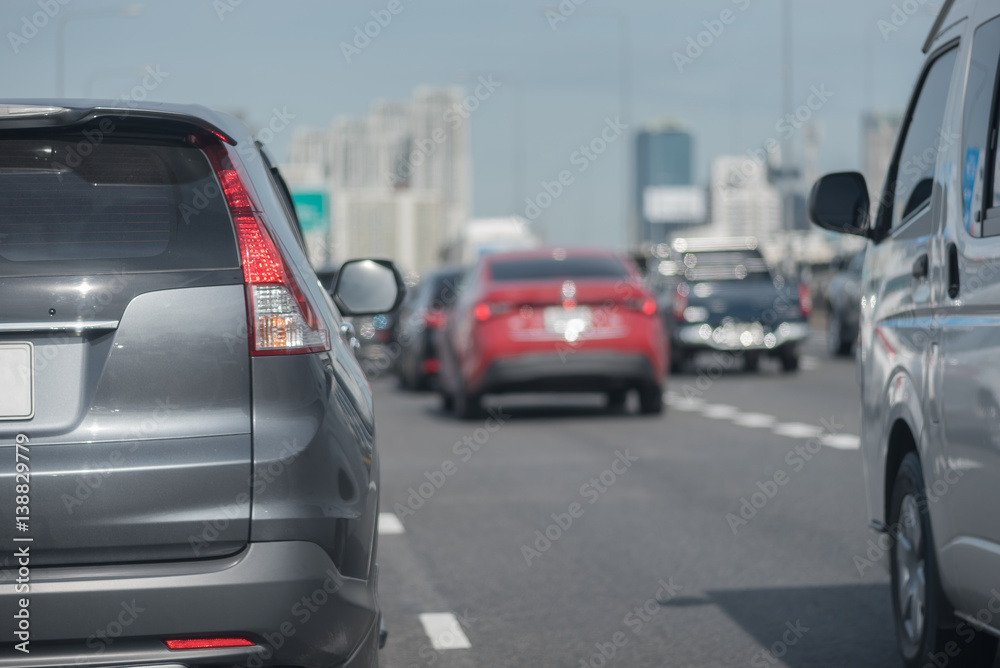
top-left (437, 248), bottom-right (668, 418)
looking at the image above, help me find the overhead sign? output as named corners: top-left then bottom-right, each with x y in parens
top-left (291, 191), bottom-right (327, 233)
top-left (643, 186), bottom-right (706, 225)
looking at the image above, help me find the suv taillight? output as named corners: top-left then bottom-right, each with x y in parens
top-left (798, 282), bottom-right (813, 319)
top-left (203, 142), bottom-right (330, 356)
top-left (672, 284), bottom-right (689, 321)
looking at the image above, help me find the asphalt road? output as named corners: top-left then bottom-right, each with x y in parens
top-left (370, 334), bottom-right (915, 668)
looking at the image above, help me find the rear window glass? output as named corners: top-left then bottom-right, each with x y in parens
top-left (490, 256), bottom-right (629, 281)
top-left (659, 250), bottom-right (771, 282)
top-left (428, 271), bottom-right (461, 306)
top-left (0, 137), bottom-right (238, 277)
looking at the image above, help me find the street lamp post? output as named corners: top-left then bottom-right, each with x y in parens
top-left (56, 4), bottom-right (144, 98)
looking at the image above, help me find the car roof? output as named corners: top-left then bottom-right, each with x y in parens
top-left (481, 247), bottom-right (624, 264)
top-left (0, 99), bottom-right (253, 146)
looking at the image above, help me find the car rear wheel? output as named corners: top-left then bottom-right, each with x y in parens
top-left (440, 390), bottom-right (454, 412)
top-left (606, 389), bottom-right (628, 413)
top-left (890, 453), bottom-right (998, 668)
top-left (828, 310), bottom-right (853, 357)
top-left (744, 351), bottom-right (761, 372)
top-left (454, 390), bottom-right (483, 420)
top-left (779, 348), bottom-right (800, 373)
top-left (638, 384), bottom-right (664, 415)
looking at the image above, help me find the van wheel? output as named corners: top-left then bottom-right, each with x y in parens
top-left (744, 352), bottom-right (761, 372)
top-left (890, 453), bottom-right (998, 667)
top-left (638, 384), bottom-right (664, 415)
top-left (440, 391), bottom-right (454, 412)
top-left (828, 311), bottom-right (853, 357)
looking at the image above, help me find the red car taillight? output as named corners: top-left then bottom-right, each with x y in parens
top-left (474, 302), bottom-right (511, 322)
top-left (624, 298), bottom-right (657, 316)
top-left (672, 285), bottom-right (689, 321)
top-left (203, 142), bottom-right (330, 356)
top-left (424, 309), bottom-right (447, 330)
top-left (798, 282), bottom-right (813, 319)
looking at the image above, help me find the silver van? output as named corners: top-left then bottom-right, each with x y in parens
top-left (811, 1), bottom-right (1000, 665)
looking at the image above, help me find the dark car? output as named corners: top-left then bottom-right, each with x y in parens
top-left (0, 100), bottom-right (403, 668)
top-left (660, 238), bottom-right (810, 372)
top-left (394, 266), bottom-right (463, 390)
top-left (826, 248), bottom-right (865, 356)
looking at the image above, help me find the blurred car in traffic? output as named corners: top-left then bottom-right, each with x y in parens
top-left (0, 100), bottom-right (403, 668)
top-left (393, 266), bottom-right (463, 390)
top-left (658, 238), bottom-right (811, 373)
top-left (437, 248), bottom-right (668, 418)
top-left (825, 248), bottom-right (865, 357)
top-left (809, 2), bottom-right (1000, 663)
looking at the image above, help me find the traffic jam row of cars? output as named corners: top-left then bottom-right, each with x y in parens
top-left (386, 239), bottom-right (814, 419)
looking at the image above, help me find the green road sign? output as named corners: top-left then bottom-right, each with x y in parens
top-left (291, 191), bottom-right (327, 233)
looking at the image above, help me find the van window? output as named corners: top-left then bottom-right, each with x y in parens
top-left (962, 17), bottom-right (1000, 236)
top-left (886, 48), bottom-right (958, 230)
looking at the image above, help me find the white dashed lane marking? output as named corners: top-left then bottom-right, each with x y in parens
top-left (378, 513), bottom-right (405, 535)
top-left (419, 613), bottom-right (472, 650)
top-left (664, 392), bottom-right (860, 450)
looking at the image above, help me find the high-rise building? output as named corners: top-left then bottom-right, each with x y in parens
top-left (635, 120), bottom-right (694, 243)
top-left (861, 111), bottom-right (903, 206)
top-left (283, 87), bottom-right (470, 274)
top-left (704, 156), bottom-right (782, 241)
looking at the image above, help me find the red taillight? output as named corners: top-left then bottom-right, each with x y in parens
top-left (165, 637), bottom-right (254, 650)
top-left (423, 309), bottom-right (447, 330)
top-left (672, 285), bottom-right (689, 321)
top-left (474, 302), bottom-right (492, 322)
top-left (422, 358), bottom-right (440, 374)
top-left (623, 298), bottom-right (657, 315)
top-left (641, 298), bottom-right (657, 316)
top-left (202, 142), bottom-right (330, 356)
top-left (798, 282), bottom-right (813, 319)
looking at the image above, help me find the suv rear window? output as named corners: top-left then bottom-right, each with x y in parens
top-left (0, 137), bottom-right (238, 277)
top-left (662, 249), bottom-right (771, 282)
top-left (490, 256), bottom-right (629, 281)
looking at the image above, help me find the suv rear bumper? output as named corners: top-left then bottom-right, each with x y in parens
top-left (478, 351), bottom-right (660, 394)
top-left (0, 541), bottom-right (379, 668)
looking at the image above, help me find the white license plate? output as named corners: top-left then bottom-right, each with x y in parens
top-left (544, 306), bottom-right (592, 336)
top-left (0, 343), bottom-right (33, 420)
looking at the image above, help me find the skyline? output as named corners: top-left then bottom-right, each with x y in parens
top-left (1, 0), bottom-right (939, 248)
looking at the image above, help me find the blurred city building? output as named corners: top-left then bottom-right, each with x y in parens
top-left (703, 155), bottom-right (782, 241)
top-left (283, 87), bottom-right (470, 274)
top-left (861, 110), bottom-right (903, 206)
top-left (441, 216), bottom-right (541, 266)
top-left (635, 120), bottom-right (704, 243)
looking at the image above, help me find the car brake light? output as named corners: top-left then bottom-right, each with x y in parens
top-left (672, 285), bottom-right (689, 321)
top-left (798, 282), bottom-right (813, 319)
top-left (165, 637), bottom-right (254, 650)
top-left (203, 142), bottom-right (330, 356)
top-left (424, 309), bottom-right (447, 330)
top-left (474, 302), bottom-right (510, 322)
top-left (624, 298), bottom-right (657, 315)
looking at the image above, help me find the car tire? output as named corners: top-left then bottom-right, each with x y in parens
top-left (440, 390), bottom-right (454, 412)
top-left (889, 453), bottom-right (998, 668)
top-left (744, 351), bottom-right (761, 373)
top-left (454, 390), bottom-right (482, 420)
top-left (828, 310), bottom-right (853, 357)
top-left (638, 384), bottom-right (664, 415)
top-left (606, 389), bottom-right (628, 413)
top-left (779, 348), bottom-right (800, 373)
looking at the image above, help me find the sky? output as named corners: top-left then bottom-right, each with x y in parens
top-left (1, 0), bottom-right (940, 249)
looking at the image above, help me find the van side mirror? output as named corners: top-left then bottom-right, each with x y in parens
top-left (808, 172), bottom-right (871, 237)
top-left (332, 259), bottom-right (406, 316)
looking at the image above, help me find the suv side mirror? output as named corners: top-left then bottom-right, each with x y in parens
top-left (332, 259), bottom-right (406, 316)
top-left (809, 172), bottom-right (871, 237)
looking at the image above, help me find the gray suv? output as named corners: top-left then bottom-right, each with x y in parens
top-left (811, 1), bottom-right (1000, 665)
top-left (0, 101), bottom-right (402, 668)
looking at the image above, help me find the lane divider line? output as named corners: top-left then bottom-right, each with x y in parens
top-left (664, 392), bottom-right (860, 450)
top-left (419, 613), bottom-right (472, 650)
top-left (379, 513), bottom-right (405, 535)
